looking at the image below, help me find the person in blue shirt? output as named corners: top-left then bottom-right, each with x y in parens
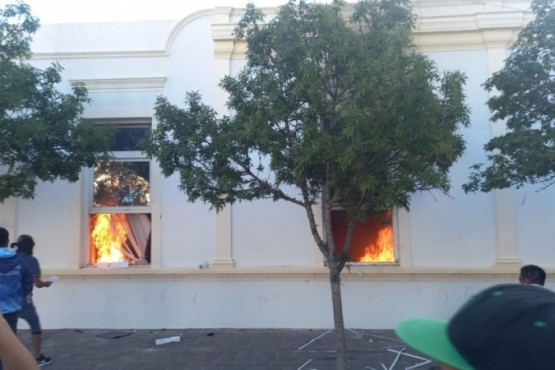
top-left (0, 228), bottom-right (32, 330)
top-left (13, 234), bottom-right (53, 367)
top-left (0, 227), bottom-right (33, 370)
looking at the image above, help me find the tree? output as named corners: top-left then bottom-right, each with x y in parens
top-left (464, 0), bottom-right (555, 192)
top-left (0, 2), bottom-right (113, 201)
top-left (144, 0), bottom-right (469, 368)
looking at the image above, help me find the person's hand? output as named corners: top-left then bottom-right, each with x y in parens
top-left (35, 277), bottom-right (54, 288)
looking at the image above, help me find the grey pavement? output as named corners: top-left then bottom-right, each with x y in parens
top-left (17, 328), bottom-right (440, 370)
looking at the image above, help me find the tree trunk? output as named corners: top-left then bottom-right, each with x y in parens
top-left (329, 262), bottom-right (347, 370)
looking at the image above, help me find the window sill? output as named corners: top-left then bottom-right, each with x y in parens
top-left (43, 265), bottom-right (522, 282)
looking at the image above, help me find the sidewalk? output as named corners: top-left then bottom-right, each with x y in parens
top-left (17, 328), bottom-right (439, 370)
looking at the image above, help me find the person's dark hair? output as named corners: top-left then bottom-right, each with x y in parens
top-left (520, 264), bottom-right (546, 286)
top-left (14, 234), bottom-right (35, 255)
top-left (0, 227), bottom-right (8, 246)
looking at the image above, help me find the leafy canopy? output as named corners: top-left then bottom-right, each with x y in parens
top-left (146, 3), bottom-right (469, 367)
top-left (0, 2), bottom-right (113, 201)
top-left (146, 0), bottom-right (469, 226)
top-left (464, 0), bottom-right (555, 192)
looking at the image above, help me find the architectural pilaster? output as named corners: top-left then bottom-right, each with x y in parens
top-left (0, 197), bottom-right (16, 240)
top-left (69, 177), bottom-right (85, 267)
top-left (485, 31), bottom-right (522, 267)
top-left (397, 209), bottom-right (412, 267)
top-left (211, 8), bottom-right (236, 268)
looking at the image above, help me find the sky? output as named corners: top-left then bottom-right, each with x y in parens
top-left (0, 0), bottom-right (322, 23)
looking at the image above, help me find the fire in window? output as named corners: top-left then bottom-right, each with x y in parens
top-left (89, 213), bottom-right (151, 266)
top-left (332, 210), bottom-right (396, 263)
top-left (88, 119), bottom-right (152, 266)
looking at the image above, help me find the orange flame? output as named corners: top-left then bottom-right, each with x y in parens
top-left (332, 210), bottom-right (396, 263)
top-left (359, 225), bottom-right (395, 263)
top-left (91, 214), bottom-right (126, 263)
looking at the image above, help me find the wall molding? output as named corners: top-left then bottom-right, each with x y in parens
top-left (46, 265), bottom-right (523, 283)
top-left (69, 77), bottom-right (167, 92)
top-left (31, 2), bottom-right (533, 60)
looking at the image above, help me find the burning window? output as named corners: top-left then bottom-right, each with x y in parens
top-left (332, 210), bottom-right (396, 263)
top-left (88, 119), bottom-right (152, 267)
top-left (89, 213), bottom-right (151, 266)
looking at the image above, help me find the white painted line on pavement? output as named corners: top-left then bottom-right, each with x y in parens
top-left (296, 359), bottom-right (312, 370)
top-left (297, 330), bottom-right (332, 351)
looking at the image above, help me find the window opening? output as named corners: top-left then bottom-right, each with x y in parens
top-left (89, 213), bottom-right (151, 266)
top-left (88, 118), bottom-right (152, 267)
top-left (94, 161), bottom-right (150, 207)
top-left (332, 210), bottom-right (396, 263)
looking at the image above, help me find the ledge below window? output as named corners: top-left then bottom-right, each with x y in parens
top-left (42, 265), bottom-right (524, 283)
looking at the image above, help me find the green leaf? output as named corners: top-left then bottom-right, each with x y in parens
top-left (147, 0), bottom-right (468, 243)
top-left (0, 2), bottom-right (113, 201)
top-left (466, 0), bottom-right (555, 192)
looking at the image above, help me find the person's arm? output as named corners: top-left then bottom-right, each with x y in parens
top-left (26, 257), bottom-right (50, 289)
top-left (33, 276), bottom-right (52, 288)
top-left (19, 259), bottom-right (33, 299)
top-left (0, 314), bottom-right (39, 370)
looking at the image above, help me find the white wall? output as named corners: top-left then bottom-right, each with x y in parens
top-left (5, 1), bottom-right (544, 330)
top-left (24, 278), bottom-right (539, 330)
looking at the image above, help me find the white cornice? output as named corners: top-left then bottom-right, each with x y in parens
top-left (31, 9), bottom-right (214, 60)
top-left (32, 50), bottom-right (167, 60)
top-left (70, 77), bottom-right (167, 92)
top-left (30, 2), bottom-right (533, 60)
top-left (415, 11), bottom-right (532, 33)
top-left (213, 6), bottom-right (533, 54)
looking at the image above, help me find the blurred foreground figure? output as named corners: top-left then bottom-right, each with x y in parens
top-left (396, 284), bottom-right (555, 370)
top-left (0, 313), bottom-right (38, 370)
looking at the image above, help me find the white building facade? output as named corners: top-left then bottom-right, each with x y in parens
top-left (1, 0), bottom-right (552, 330)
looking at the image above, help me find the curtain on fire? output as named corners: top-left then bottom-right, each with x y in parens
top-left (89, 213), bottom-right (151, 265)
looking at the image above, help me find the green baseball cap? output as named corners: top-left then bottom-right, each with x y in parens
top-left (395, 317), bottom-right (474, 370)
top-left (396, 284), bottom-right (555, 370)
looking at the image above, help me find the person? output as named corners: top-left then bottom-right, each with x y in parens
top-left (0, 227), bottom-right (33, 370)
top-left (0, 312), bottom-right (39, 370)
top-left (12, 235), bottom-right (52, 367)
top-left (395, 284), bottom-right (555, 370)
top-left (519, 264), bottom-right (546, 286)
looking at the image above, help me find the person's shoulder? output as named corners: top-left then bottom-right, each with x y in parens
top-left (26, 254), bottom-right (38, 263)
top-left (16, 253), bottom-right (30, 262)
top-left (17, 253), bottom-right (36, 261)
top-left (15, 254), bottom-right (36, 269)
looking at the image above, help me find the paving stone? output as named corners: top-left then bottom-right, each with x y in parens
top-left (16, 328), bottom-right (440, 369)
